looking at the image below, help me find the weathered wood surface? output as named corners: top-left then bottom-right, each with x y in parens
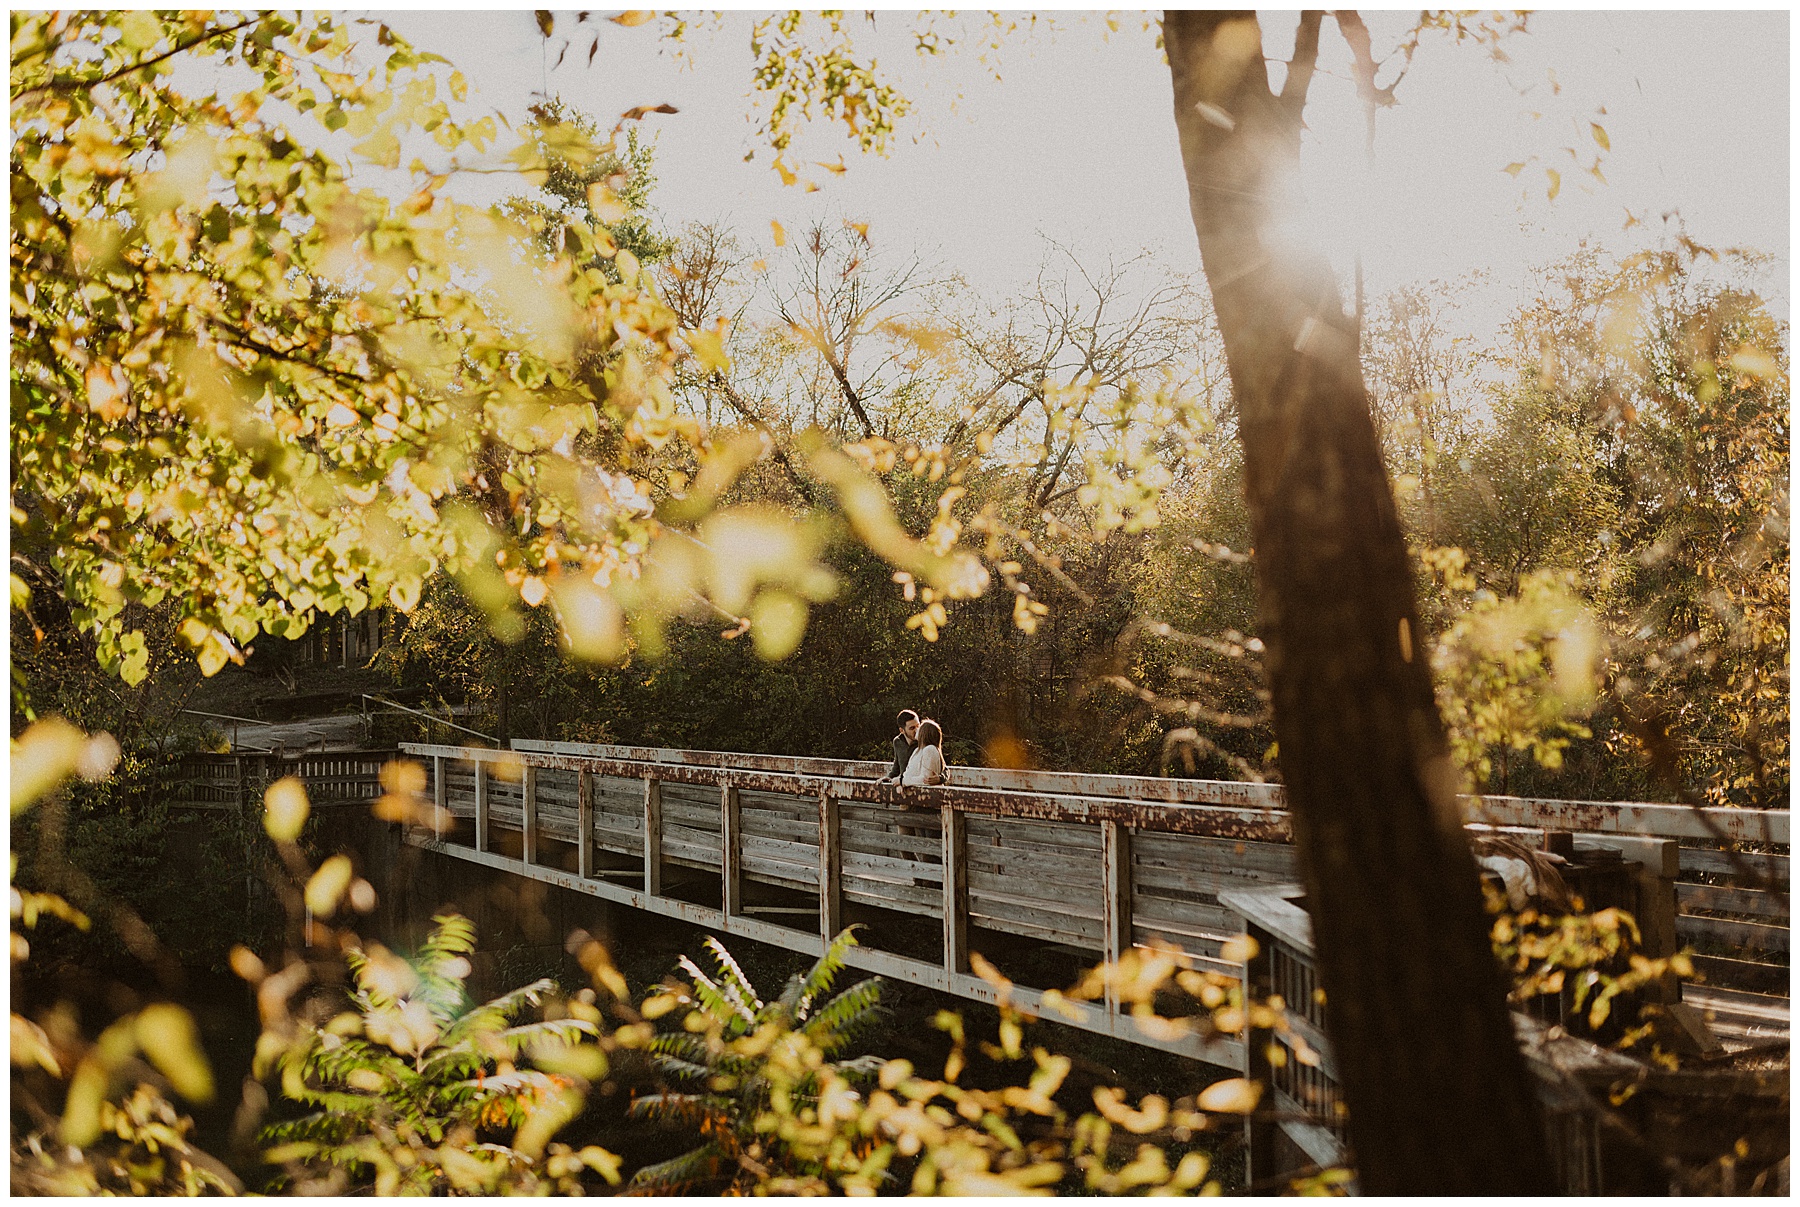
top-left (400, 742), bottom-right (1790, 998)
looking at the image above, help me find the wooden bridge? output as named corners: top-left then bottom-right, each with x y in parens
top-left (384, 740), bottom-right (1788, 1068)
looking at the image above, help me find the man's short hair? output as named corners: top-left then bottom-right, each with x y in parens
top-left (897, 709), bottom-right (919, 727)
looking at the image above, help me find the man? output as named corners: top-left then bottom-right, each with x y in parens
top-left (877, 710), bottom-right (920, 783)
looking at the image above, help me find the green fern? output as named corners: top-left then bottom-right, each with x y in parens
top-left (259, 913), bottom-right (606, 1194)
top-left (627, 927), bottom-right (887, 1195)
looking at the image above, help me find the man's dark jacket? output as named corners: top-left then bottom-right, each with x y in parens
top-left (883, 733), bottom-right (914, 781)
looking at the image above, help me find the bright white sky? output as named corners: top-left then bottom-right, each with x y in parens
top-left (372, 7), bottom-right (1788, 328)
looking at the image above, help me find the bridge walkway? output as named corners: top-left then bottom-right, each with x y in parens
top-left (390, 740), bottom-right (1787, 1063)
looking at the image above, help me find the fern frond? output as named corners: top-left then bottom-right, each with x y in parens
top-left (625, 1092), bottom-right (725, 1130)
top-left (625, 1142), bottom-right (732, 1196)
top-left (801, 977), bottom-right (884, 1055)
top-left (794, 926), bottom-right (861, 1021)
top-left (679, 956), bottom-right (755, 1032)
top-left (700, 935), bottom-right (763, 1016)
top-left (435, 978), bottom-right (557, 1049)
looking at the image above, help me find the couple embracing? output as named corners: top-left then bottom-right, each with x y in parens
top-left (877, 709), bottom-right (946, 787)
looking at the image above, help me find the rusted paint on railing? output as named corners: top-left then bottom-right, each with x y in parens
top-left (401, 742), bottom-right (1294, 841)
top-left (507, 741), bottom-right (1785, 843)
top-left (1465, 793), bottom-right (1788, 846)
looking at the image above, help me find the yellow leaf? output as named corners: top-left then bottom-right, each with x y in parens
top-left (11, 1013), bottom-right (61, 1076)
top-left (687, 324), bottom-right (731, 376)
top-left (264, 776), bottom-right (310, 843)
top-left (770, 219), bottom-right (787, 247)
top-left (610, 10), bottom-right (655, 27)
top-left (552, 579), bottom-right (625, 663)
top-left (380, 759), bottom-right (427, 796)
top-left (305, 854), bottom-right (355, 918)
top-left (1590, 121), bottom-right (1610, 151)
top-left (615, 248), bottom-right (641, 282)
top-left (585, 182), bottom-right (628, 224)
top-left (1545, 168), bottom-right (1561, 201)
top-left (845, 219), bottom-right (870, 240)
top-left (520, 575), bottom-right (548, 607)
top-left (1196, 1077), bottom-right (1261, 1114)
top-left (10, 719), bottom-right (90, 812)
top-left (774, 159), bottom-right (798, 187)
top-left (135, 1003), bottom-right (214, 1103)
top-left (1218, 933), bottom-right (1259, 964)
top-left (1729, 346), bottom-right (1780, 380)
top-left (814, 156), bottom-right (847, 175)
top-left (749, 590), bottom-right (808, 661)
top-left (229, 945), bottom-right (266, 984)
top-left (1502, 161), bottom-right (1527, 178)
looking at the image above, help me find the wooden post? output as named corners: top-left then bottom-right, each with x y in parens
top-left (577, 769), bottom-right (594, 879)
top-left (819, 792), bottom-right (843, 941)
top-left (942, 803), bottom-right (968, 975)
top-left (1101, 820), bottom-right (1133, 1014)
top-left (432, 755), bottom-right (447, 839)
top-left (474, 760), bottom-right (489, 853)
top-left (1241, 919), bottom-right (1277, 1190)
top-left (721, 782), bottom-right (742, 917)
top-left (643, 778), bottom-right (663, 896)
top-left (522, 764), bottom-right (538, 866)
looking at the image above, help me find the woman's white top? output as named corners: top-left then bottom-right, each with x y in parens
top-left (902, 744), bottom-right (946, 786)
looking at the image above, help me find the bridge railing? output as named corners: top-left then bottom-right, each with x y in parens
top-left (511, 740), bottom-right (1789, 997)
top-left (392, 741), bottom-right (1784, 1066)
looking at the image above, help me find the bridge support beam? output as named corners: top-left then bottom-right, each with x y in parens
top-left (522, 765), bottom-right (538, 866)
top-left (643, 779), bottom-right (663, 896)
top-left (577, 769), bottom-right (594, 879)
top-left (721, 783), bottom-right (741, 917)
top-left (819, 792), bottom-right (843, 940)
top-left (1102, 820), bottom-right (1133, 1014)
top-left (942, 804), bottom-right (968, 974)
top-left (432, 756), bottom-right (446, 840)
top-left (474, 760), bottom-right (489, 853)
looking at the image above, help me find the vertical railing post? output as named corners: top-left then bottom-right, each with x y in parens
top-left (577, 768), bottom-right (594, 879)
top-left (432, 755), bottom-right (447, 840)
top-left (474, 759), bottom-right (489, 853)
top-left (1101, 820), bottom-right (1132, 1015)
top-left (819, 791), bottom-right (842, 941)
top-left (1241, 919), bottom-right (1277, 1189)
top-left (643, 777), bottom-right (663, 896)
top-left (721, 781), bottom-right (742, 918)
top-left (941, 803), bottom-right (968, 976)
top-left (522, 763), bottom-right (538, 866)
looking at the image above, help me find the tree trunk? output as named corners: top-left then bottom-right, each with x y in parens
top-left (1162, 12), bottom-right (1555, 1194)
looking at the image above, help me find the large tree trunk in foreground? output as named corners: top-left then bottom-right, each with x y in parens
top-left (1162, 12), bottom-right (1556, 1194)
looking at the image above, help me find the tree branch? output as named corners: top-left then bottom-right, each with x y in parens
top-left (13, 16), bottom-right (260, 102)
top-left (1280, 11), bottom-right (1326, 118)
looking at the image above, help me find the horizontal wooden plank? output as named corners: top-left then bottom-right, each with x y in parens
top-left (968, 869), bottom-right (1101, 908)
top-left (967, 846), bottom-right (1101, 882)
top-left (1133, 832), bottom-right (1297, 877)
top-left (1679, 847), bottom-right (1790, 883)
top-left (1677, 882), bottom-right (1789, 920)
top-left (843, 850), bottom-right (943, 883)
top-left (740, 789), bottom-right (816, 816)
top-left (1131, 897), bottom-right (1239, 935)
top-left (1678, 914), bottom-right (1789, 953)
top-left (740, 812), bottom-right (823, 845)
top-left (968, 898), bottom-right (1100, 948)
top-left (1469, 796), bottom-right (1788, 844)
top-left (1687, 953), bottom-right (1791, 995)
top-left (967, 817), bottom-right (1102, 851)
top-left (841, 825), bottom-right (943, 860)
top-left (844, 881), bottom-right (943, 914)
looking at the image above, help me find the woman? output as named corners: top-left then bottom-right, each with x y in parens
top-left (901, 719), bottom-right (947, 787)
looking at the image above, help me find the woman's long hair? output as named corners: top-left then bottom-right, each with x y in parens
top-left (916, 719), bottom-right (942, 748)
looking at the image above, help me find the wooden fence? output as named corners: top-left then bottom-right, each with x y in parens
top-left (385, 740), bottom-right (1785, 1069)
